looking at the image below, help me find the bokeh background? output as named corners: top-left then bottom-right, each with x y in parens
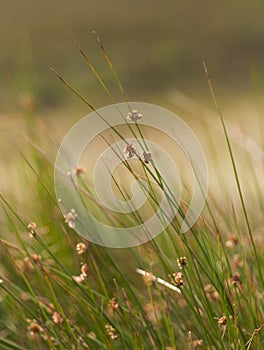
top-left (1, 0), bottom-right (264, 211)
top-left (1, 0), bottom-right (264, 111)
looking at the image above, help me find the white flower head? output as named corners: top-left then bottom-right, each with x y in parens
top-left (75, 242), bottom-right (87, 255)
top-left (64, 209), bottom-right (77, 229)
top-left (123, 143), bottom-right (137, 159)
top-left (141, 151), bottom-right (152, 164)
top-left (127, 109), bottom-right (143, 122)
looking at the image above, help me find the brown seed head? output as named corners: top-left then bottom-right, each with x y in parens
top-left (105, 324), bottom-right (119, 340)
top-left (143, 272), bottom-right (156, 286)
top-left (76, 242), bottom-right (87, 255)
top-left (173, 272), bottom-right (184, 287)
top-left (109, 297), bottom-right (119, 312)
top-left (52, 311), bottom-right (64, 324)
top-left (177, 256), bottom-right (187, 269)
top-left (218, 315), bottom-right (227, 327)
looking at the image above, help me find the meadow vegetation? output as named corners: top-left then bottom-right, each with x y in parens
top-left (1, 1), bottom-right (264, 349)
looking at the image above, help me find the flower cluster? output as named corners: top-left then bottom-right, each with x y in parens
top-left (108, 297), bottom-right (119, 312)
top-left (105, 324), bottom-right (119, 340)
top-left (64, 209), bottom-right (77, 229)
top-left (27, 320), bottom-right (43, 340)
top-left (73, 263), bottom-right (88, 284)
top-left (127, 109), bottom-right (143, 122)
top-left (232, 272), bottom-right (242, 286)
top-left (123, 143), bottom-right (137, 159)
top-left (218, 315), bottom-right (227, 327)
top-left (177, 256), bottom-right (187, 269)
top-left (75, 242), bottom-right (88, 255)
top-left (52, 311), bottom-right (64, 324)
top-left (142, 271), bottom-right (156, 286)
top-left (141, 151), bottom-right (152, 164)
top-left (28, 222), bottom-right (37, 237)
top-left (173, 272), bottom-right (184, 287)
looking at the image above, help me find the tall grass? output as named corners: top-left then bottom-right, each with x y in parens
top-left (0, 39), bottom-right (264, 350)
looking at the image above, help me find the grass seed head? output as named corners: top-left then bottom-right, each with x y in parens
top-left (88, 332), bottom-right (96, 340)
top-left (52, 311), bottom-right (64, 324)
top-left (73, 274), bottom-right (86, 283)
top-left (173, 271), bottom-right (184, 287)
top-left (142, 271), bottom-right (156, 286)
top-left (76, 164), bottom-right (86, 176)
top-left (80, 263), bottom-right (88, 277)
top-left (127, 109), bottom-right (143, 122)
top-left (28, 222), bottom-right (37, 237)
top-left (123, 143), bottom-right (137, 159)
top-left (192, 339), bottom-right (203, 348)
top-left (105, 324), bottom-right (119, 340)
top-left (108, 297), bottom-right (119, 312)
top-left (218, 315), bottom-right (227, 327)
top-left (64, 209), bottom-right (77, 229)
top-left (141, 151), bottom-right (152, 164)
top-left (177, 256), bottom-right (187, 269)
top-left (75, 242), bottom-right (87, 255)
top-left (225, 235), bottom-right (238, 248)
top-left (27, 320), bottom-right (43, 339)
top-left (232, 272), bottom-right (242, 286)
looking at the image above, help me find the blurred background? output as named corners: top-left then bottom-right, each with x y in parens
top-left (1, 0), bottom-right (264, 212)
top-left (1, 0), bottom-right (264, 111)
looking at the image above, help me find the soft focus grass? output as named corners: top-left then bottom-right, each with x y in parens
top-left (1, 2), bottom-right (264, 347)
top-left (0, 37), bottom-right (264, 350)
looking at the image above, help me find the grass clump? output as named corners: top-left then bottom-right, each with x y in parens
top-left (0, 39), bottom-right (264, 350)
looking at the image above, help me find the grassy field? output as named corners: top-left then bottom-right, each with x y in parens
top-left (1, 1), bottom-right (264, 349)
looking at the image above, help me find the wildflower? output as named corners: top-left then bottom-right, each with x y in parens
top-left (177, 256), bottom-right (187, 269)
top-left (109, 297), bottom-right (119, 312)
top-left (75, 242), bottom-right (87, 255)
top-left (217, 315), bottom-right (227, 327)
top-left (28, 222), bottom-right (37, 237)
top-left (76, 165), bottom-right (85, 176)
top-left (80, 263), bottom-right (88, 277)
top-left (142, 271), bottom-right (156, 286)
top-left (232, 272), bottom-right (242, 286)
top-left (52, 311), bottom-right (64, 324)
top-left (173, 272), bottom-right (184, 287)
top-left (204, 284), bottom-right (220, 301)
top-left (105, 324), bottom-right (119, 340)
top-left (0, 279), bottom-right (3, 284)
top-left (141, 151), bottom-right (152, 164)
top-left (123, 143), bottom-right (137, 159)
top-left (127, 109), bottom-right (143, 122)
top-left (64, 209), bottom-right (77, 229)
